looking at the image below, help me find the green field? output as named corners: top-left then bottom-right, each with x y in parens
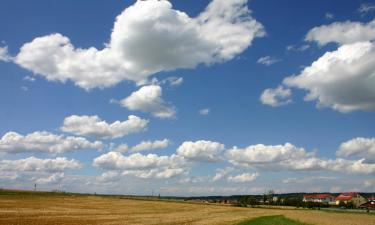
top-left (237, 215), bottom-right (308, 225)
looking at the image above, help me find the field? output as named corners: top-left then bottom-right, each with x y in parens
top-left (0, 191), bottom-right (374, 225)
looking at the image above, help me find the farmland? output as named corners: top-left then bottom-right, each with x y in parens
top-left (0, 190), bottom-right (374, 225)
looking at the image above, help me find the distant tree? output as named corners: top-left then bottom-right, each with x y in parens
top-left (267, 190), bottom-right (275, 205)
top-left (346, 201), bottom-right (354, 209)
top-left (338, 201), bottom-right (346, 208)
top-left (248, 196), bottom-right (258, 207)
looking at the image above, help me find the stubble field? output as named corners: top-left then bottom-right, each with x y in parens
top-left (0, 194), bottom-right (374, 225)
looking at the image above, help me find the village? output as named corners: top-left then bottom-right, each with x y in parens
top-left (184, 192), bottom-right (375, 211)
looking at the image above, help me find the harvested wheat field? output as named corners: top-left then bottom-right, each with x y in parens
top-left (0, 194), bottom-right (374, 225)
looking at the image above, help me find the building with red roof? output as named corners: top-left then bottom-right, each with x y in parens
top-left (303, 194), bottom-right (334, 203)
top-left (335, 192), bottom-right (367, 207)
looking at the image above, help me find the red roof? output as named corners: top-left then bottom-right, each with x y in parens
top-left (303, 194), bottom-right (331, 199)
top-left (368, 197), bottom-right (375, 201)
top-left (335, 192), bottom-right (358, 201)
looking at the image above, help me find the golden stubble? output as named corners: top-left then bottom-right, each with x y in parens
top-left (0, 196), bottom-right (374, 225)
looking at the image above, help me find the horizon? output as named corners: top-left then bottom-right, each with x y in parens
top-left (1, 0), bottom-right (375, 196)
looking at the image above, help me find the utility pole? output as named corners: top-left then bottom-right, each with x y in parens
top-left (34, 183), bottom-right (36, 191)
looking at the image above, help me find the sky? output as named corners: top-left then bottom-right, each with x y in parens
top-left (0, 0), bottom-right (375, 196)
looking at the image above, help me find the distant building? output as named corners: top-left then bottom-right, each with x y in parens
top-left (335, 192), bottom-right (367, 208)
top-left (303, 194), bottom-right (334, 203)
top-left (359, 200), bottom-right (375, 210)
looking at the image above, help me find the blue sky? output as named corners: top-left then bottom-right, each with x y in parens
top-left (0, 0), bottom-right (375, 196)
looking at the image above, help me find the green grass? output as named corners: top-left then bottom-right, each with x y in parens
top-left (236, 215), bottom-right (308, 225)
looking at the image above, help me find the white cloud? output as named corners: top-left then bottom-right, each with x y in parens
top-left (0, 157), bottom-right (82, 173)
top-left (131, 139), bottom-right (170, 152)
top-left (0, 131), bottom-right (103, 154)
top-left (10, 0), bottom-right (264, 90)
top-left (177, 140), bottom-right (225, 162)
top-left (227, 143), bottom-right (313, 166)
top-left (61, 115), bottom-right (148, 139)
top-left (93, 151), bottom-right (188, 179)
top-left (199, 108), bottom-right (210, 116)
top-left (162, 77), bottom-right (184, 87)
top-left (35, 172), bottom-right (65, 184)
top-left (227, 172), bottom-right (259, 182)
top-left (23, 76), bottom-right (36, 82)
top-left (257, 56), bottom-right (280, 66)
top-left (112, 143), bottom-right (129, 153)
top-left (305, 19), bottom-right (375, 46)
top-left (0, 46), bottom-right (11, 62)
top-left (358, 3), bottom-right (375, 15)
top-left (260, 86), bottom-right (292, 107)
top-left (226, 142), bottom-right (375, 175)
top-left (121, 85), bottom-right (175, 119)
top-left (283, 41), bottom-right (375, 113)
top-left (286, 44), bottom-right (310, 52)
top-left (337, 137), bottom-right (375, 163)
top-left (213, 167), bottom-right (234, 181)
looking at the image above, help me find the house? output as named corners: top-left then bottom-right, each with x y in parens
top-left (359, 200), bottom-right (375, 210)
top-left (335, 192), bottom-right (367, 208)
top-left (303, 194), bottom-right (334, 203)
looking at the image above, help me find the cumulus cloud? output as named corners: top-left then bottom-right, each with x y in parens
top-left (0, 157), bottom-right (81, 173)
top-left (226, 142), bottom-right (375, 175)
top-left (177, 140), bottom-right (225, 162)
top-left (260, 86), bottom-right (292, 107)
top-left (0, 46), bottom-right (11, 62)
top-left (131, 139), bottom-right (170, 152)
top-left (257, 56), bottom-right (280, 66)
top-left (337, 137), bottom-right (375, 163)
top-left (112, 143), bottom-right (129, 153)
top-left (121, 85), bottom-right (175, 119)
top-left (283, 42), bottom-right (375, 112)
top-left (213, 167), bottom-right (234, 181)
top-left (0, 131), bottom-right (103, 154)
top-left (35, 172), bottom-right (65, 184)
top-left (61, 115), bottom-right (148, 139)
top-left (305, 19), bottom-right (375, 46)
top-left (227, 172), bottom-right (259, 182)
top-left (93, 151), bottom-right (188, 179)
top-left (9, 0), bottom-right (264, 90)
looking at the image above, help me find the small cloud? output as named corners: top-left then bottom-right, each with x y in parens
top-left (260, 86), bottom-right (292, 107)
top-left (20, 86), bottom-right (28, 92)
top-left (23, 76), bottom-right (36, 82)
top-left (0, 46), bottom-right (11, 62)
top-left (257, 56), bottom-right (281, 66)
top-left (286, 44), bottom-right (310, 52)
top-left (199, 108), bottom-right (210, 116)
top-left (109, 98), bottom-right (119, 105)
top-left (325, 12), bottom-right (334, 19)
top-left (358, 3), bottom-right (375, 15)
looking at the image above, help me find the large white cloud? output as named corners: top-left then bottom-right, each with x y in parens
top-left (306, 18), bottom-right (375, 46)
top-left (131, 139), bottom-right (170, 152)
top-left (93, 151), bottom-right (188, 179)
top-left (0, 157), bottom-right (81, 172)
top-left (120, 85), bottom-right (175, 119)
top-left (10, 0), bottom-right (264, 90)
top-left (226, 143), bottom-right (375, 175)
top-left (283, 41), bottom-right (375, 112)
top-left (337, 137), bottom-right (375, 163)
top-left (177, 140), bottom-right (225, 162)
top-left (260, 86), bottom-right (292, 107)
top-left (60, 115), bottom-right (148, 139)
top-left (0, 131), bottom-right (103, 154)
